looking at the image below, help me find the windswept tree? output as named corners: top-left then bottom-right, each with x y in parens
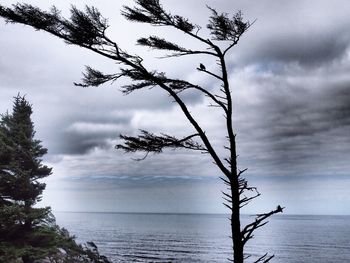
top-left (0, 1), bottom-right (283, 262)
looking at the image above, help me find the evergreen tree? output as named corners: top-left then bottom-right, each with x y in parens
top-left (0, 95), bottom-right (112, 263)
top-left (0, 95), bottom-right (113, 263)
top-left (0, 95), bottom-right (58, 263)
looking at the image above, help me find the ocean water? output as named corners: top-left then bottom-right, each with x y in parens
top-left (54, 212), bottom-right (350, 263)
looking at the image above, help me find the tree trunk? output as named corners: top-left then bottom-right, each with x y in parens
top-left (231, 186), bottom-right (243, 263)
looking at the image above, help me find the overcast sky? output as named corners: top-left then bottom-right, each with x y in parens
top-left (1, 0), bottom-right (350, 215)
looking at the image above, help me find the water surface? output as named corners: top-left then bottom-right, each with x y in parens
top-left (54, 212), bottom-right (350, 262)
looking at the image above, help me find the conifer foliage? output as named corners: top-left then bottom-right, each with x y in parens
top-left (0, 1), bottom-right (284, 262)
top-left (0, 96), bottom-right (112, 263)
top-left (0, 95), bottom-right (58, 263)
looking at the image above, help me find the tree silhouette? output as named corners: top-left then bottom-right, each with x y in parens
top-left (0, 1), bottom-right (283, 262)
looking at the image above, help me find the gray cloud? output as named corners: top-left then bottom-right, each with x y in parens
top-left (58, 131), bottom-right (111, 155)
top-left (1, 0), bottom-right (350, 214)
top-left (267, 83), bottom-right (350, 139)
top-left (220, 0), bottom-right (350, 71)
top-left (231, 62), bottom-right (350, 177)
top-left (55, 117), bottom-right (131, 155)
top-left (236, 27), bottom-right (350, 68)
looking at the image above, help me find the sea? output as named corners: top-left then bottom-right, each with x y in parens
top-left (54, 212), bottom-right (350, 263)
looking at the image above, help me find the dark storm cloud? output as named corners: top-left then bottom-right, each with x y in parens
top-left (58, 130), bottom-right (112, 155)
top-left (52, 116), bottom-right (131, 155)
top-left (222, 0), bottom-right (350, 178)
top-left (216, 0), bottom-right (350, 72)
top-left (237, 27), bottom-right (350, 68)
top-left (233, 67), bottom-right (350, 177)
top-left (268, 83), bottom-right (350, 139)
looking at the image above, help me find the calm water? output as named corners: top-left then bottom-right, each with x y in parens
top-left (54, 212), bottom-right (350, 262)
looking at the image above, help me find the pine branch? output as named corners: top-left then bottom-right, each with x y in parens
top-left (137, 36), bottom-right (218, 58)
top-left (116, 130), bottom-right (206, 155)
top-left (121, 81), bottom-right (157, 94)
top-left (122, 0), bottom-right (196, 33)
top-left (66, 5), bottom-right (109, 46)
top-left (0, 3), bottom-right (124, 68)
top-left (207, 7), bottom-right (250, 41)
top-left (137, 36), bottom-right (188, 52)
top-left (164, 79), bottom-right (227, 111)
top-left (119, 69), bottom-right (165, 94)
top-left (158, 50), bottom-right (218, 58)
top-left (120, 72), bottom-right (228, 113)
top-left (0, 5), bottom-right (109, 47)
top-left (74, 66), bottom-right (122, 87)
top-left (122, 0), bottom-right (218, 50)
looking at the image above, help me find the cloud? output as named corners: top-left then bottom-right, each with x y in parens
top-left (221, 0), bottom-right (350, 70)
top-left (235, 26), bottom-right (350, 68)
top-left (58, 121), bottom-right (127, 155)
top-left (2, 0), bottom-right (350, 214)
top-left (230, 53), bottom-right (350, 176)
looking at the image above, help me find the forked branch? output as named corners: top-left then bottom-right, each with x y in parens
top-left (254, 253), bottom-right (274, 263)
top-left (242, 206), bottom-right (284, 246)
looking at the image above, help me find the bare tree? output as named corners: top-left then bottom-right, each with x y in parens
top-left (0, 1), bottom-right (283, 262)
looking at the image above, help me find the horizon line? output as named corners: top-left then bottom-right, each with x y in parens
top-left (52, 210), bottom-right (350, 216)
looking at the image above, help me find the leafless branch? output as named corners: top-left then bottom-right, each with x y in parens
top-left (254, 252), bottom-right (274, 263)
top-left (242, 206), bottom-right (284, 245)
top-left (197, 66), bottom-right (223, 81)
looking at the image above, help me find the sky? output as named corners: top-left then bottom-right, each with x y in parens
top-left (1, 0), bottom-right (350, 215)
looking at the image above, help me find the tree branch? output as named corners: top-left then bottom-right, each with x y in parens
top-left (116, 130), bottom-right (207, 155)
top-left (159, 50), bottom-right (218, 58)
top-left (165, 79), bottom-right (228, 112)
top-left (122, 0), bottom-right (219, 50)
top-left (254, 253), bottom-right (274, 263)
top-left (157, 83), bottom-right (231, 177)
top-left (197, 66), bottom-right (223, 81)
top-left (242, 206), bottom-right (284, 245)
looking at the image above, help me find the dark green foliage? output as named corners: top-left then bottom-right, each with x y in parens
top-left (0, 95), bottom-right (51, 204)
top-left (0, 95), bottom-right (51, 205)
top-left (0, 96), bottom-right (113, 263)
top-left (0, 95), bottom-right (55, 262)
